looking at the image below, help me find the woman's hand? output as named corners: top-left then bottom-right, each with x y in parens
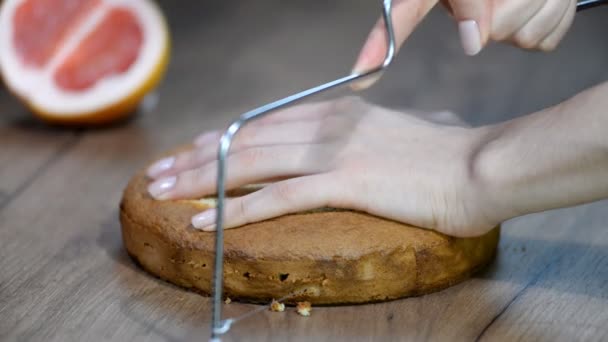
top-left (352, 0), bottom-right (577, 90)
top-left (146, 97), bottom-right (506, 238)
top-left (145, 81), bottom-right (608, 238)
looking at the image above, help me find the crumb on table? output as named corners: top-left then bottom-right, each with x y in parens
top-left (270, 299), bottom-right (285, 312)
top-left (296, 301), bottom-right (311, 316)
top-left (224, 297), bottom-right (231, 304)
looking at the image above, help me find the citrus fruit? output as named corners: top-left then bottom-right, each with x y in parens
top-left (0, 0), bottom-right (170, 125)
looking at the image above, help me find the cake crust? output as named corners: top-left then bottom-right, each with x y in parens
top-left (120, 162), bottom-right (500, 305)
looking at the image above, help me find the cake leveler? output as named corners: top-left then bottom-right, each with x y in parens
top-left (207, 1), bottom-right (396, 340)
top-left (207, 0), bottom-right (607, 340)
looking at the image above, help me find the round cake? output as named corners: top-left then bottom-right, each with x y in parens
top-left (120, 158), bottom-right (500, 305)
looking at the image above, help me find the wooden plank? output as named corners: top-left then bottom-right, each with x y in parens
top-left (0, 88), bottom-right (79, 211)
top-left (0, 1), bottom-right (607, 341)
top-left (477, 201), bottom-right (608, 341)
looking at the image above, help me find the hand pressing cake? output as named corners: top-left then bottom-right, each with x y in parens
top-left (120, 153), bottom-right (500, 305)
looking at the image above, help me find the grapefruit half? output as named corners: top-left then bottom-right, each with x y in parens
top-left (0, 0), bottom-right (170, 125)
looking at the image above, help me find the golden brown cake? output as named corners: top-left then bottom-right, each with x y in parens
top-left (120, 156), bottom-right (500, 305)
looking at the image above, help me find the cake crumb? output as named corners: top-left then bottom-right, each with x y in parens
top-left (321, 278), bottom-right (329, 287)
top-left (224, 297), bottom-right (232, 304)
top-left (269, 299), bottom-right (285, 312)
top-left (296, 301), bottom-right (312, 316)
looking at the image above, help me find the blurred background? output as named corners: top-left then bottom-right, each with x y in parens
top-left (141, 0), bottom-right (605, 124)
top-left (2, 0), bottom-right (607, 138)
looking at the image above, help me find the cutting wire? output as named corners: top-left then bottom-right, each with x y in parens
top-left (208, 1), bottom-right (396, 340)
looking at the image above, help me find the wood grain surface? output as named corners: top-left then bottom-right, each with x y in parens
top-left (1, 1), bottom-right (607, 341)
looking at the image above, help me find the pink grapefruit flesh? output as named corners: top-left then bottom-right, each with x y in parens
top-left (13, 0), bottom-right (100, 68)
top-left (54, 8), bottom-right (143, 92)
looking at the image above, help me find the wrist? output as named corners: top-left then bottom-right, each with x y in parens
top-left (469, 98), bottom-right (608, 222)
top-left (465, 82), bottom-right (608, 226)
top-left (465, 124), bottom-right (522, 226)
top-left (469, 123), bottom-right (525, 222)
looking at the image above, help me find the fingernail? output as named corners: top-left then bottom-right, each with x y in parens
top-left (147, 157), bottom-right (175, 178)
top-left (192, 209), bottom-right (217, 230)
top-left (458, 20), bottom-right (482, 56)
top-left (147, 176), bottom-right (176, 199)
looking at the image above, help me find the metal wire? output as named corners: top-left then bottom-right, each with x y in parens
top-left (208, 0), bottom-right (606, 340)
top-left (209, 1), bottom-right (396, 340)
top-left (577, 0), bottom-right (608, 10)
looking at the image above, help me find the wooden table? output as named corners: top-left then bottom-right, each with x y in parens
top-left (1, 1), bottom-right (607, 341)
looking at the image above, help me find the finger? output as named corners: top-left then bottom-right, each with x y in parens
top-left (192, 130), bottom-right (222, 148)
top-left (250, 100), bottom-right (336, 125)
top-left (147, 145), bottom-right (324, 200)
top-left (419, 110), bottom-right (471, 127)
top-left (148, 121), bottom-right (327, 179)
top-left (538, 0), bottom-right (576, 51)
top-left (192, 101), bottom-right (335, 150)
top-left (448, 0), bottom-right (492, 55)
top-left (510, 0), bottom-right (571, 49)
top-left (350, 0), bottom-right (439, 91)
top-left (491, 0), bottom-right (545, 41)
top-left (191, 174), bottom-right (350, 230)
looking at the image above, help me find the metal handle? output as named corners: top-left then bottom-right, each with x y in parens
top-left (577, 0), bottom-right (608, 10)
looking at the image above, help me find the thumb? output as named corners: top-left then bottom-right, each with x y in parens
top-left (191, 174), bottom-right (345, 230)
top-left (447, 0), bottom-right (492, 56)
top-left (350, 0), bottom-right (439, 91)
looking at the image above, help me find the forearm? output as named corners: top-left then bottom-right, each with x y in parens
top-left (474, 81), bottom-right (608, 221)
